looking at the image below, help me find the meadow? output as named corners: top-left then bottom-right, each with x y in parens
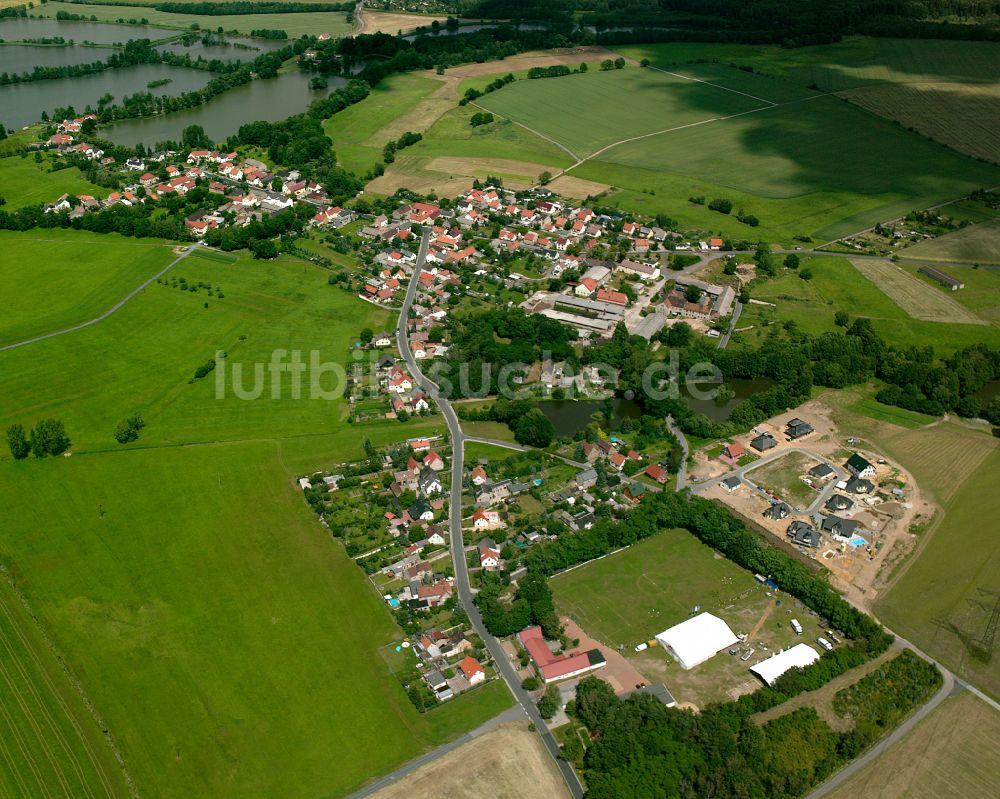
top-left (0, 231), bottom-right (511, 797)
top-left (736, 256), bottom-right (1000, 353)
top-left (0, 230), bottom-right (176, 347)
top-left (900, 220), bottom-right (1000, 266)
top-left (40, 1), bottom-right (356, 37)
top-left (0, 156), bottom-right (105, 211)
top-left (825, 691), bottom-right (1000, 799)
top-left (476, 65), bottom-right (1000, 242)
top-left (850, 259), bottom-right (985, 325)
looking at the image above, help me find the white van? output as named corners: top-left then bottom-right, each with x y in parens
top-left (816, 637), bottom-right (833, 652)
top-left (790, 619), bottom-right (803, 635)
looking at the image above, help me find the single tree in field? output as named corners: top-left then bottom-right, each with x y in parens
top-left (360, 327), bottom-right (373, 343)
top-left (5, 424), bottom-right (29, 460)
top-left (834, 310), bottom-right (850, 327)
top-left (784, 253), bottom-right (800, 269)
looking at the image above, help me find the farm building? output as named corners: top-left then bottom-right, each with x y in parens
top-left (750, 643), bottom-right (820, 686)
top-left (655, 612), bottom-right (739, 670)
top-left (918, 266), bottom-right (964, 290)
top-left (518, 626), bottom-right (606, 683)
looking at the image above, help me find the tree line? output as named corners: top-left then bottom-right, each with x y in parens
top-left (6, 420), bottom-right (71, 459)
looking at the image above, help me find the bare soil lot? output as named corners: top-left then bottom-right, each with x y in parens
top-left (371, 721), bottom-right (570, 799)
top-left (547, 174), bottom-right (611, 199)
top-left (851, 259), bottom-right (986, 325)
top-left (359, 10), bottom-right (446, 35)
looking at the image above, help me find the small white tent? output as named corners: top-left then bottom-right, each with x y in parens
top-left (655, 612), bottom-right (739, 670)
top-left (750, 643), bottom-right (820, 686)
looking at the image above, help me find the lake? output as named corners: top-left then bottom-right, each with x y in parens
top-left (537, 398), bottom-right (643, 438)
top-left (0, 17), bottom-right (170, 45)
top-left (683, 377), bottom-right (775, 422)
top-left (1, 43), bottom-right (115, 74)
top-left (102, 71), bottom-right (347, 147)
top-left (1, 63), bottom-right (214, 128)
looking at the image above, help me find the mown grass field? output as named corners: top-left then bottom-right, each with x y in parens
top-left (826, 691), bottom-right (1000, 799)
top-left (735, 256), bottom-right (1000, 353)
top-left (0, 156), bottom-right (105, 211)
top-left (851, 259), bottom-right (986, 325)
top-left (906, 262), bottom-right (1000, 326)
top-left (40, 1), bottom-right (356, 37)
top-left (551, 527), bottom-right (760, 647)
top-left (0, 231), bottom-right (511, 797)
top-left (0, 575), bottom-right (131, 798)
top-left (0, 230), bottom-right (175, 347)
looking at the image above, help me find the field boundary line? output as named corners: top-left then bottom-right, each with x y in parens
top-left (647, 64), bottom-right (779, 106)
top-left (0, 241), bottom-right (203, 353)
top-left (469, 101), bottom-right (580, 161)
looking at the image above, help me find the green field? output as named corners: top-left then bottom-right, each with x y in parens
top-left (737, 256), bottom-right (1000, 353)
top-left (905, 263), bottom-right (1000, 326)
top-left (323, 72), bottom-right (443, 175)
top-left (0, 156), bottom-right (105, 211)
top-left (551, 527), bottom-right (760, 647)
top-left (900, 220), bottom-right (1000, 266)
top-left (0, 231), bottom-right (510, 797)
top-left (477, 67), bottom-right (767, 159)
top-left (0, 230), bottom-right (176, 347)
top-left (40, 1), bottom-right (356, 37)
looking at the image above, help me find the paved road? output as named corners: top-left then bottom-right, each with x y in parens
top-left (347, 704), bottom-right (526, 798)
top-left (0, 241), bottom-right (202, 353)
top-left (717, 298), bottom-right (742, 349)
top-left (395, 228), bottom-right (585, 799)
top-left (665, 415), bottom-right (688, 491)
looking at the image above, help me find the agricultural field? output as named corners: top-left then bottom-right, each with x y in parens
top-left (0, 575), bottom-right (131, 798)
top-left (905, 263), bottom-right (1000, 326)
top-left (358, 10), bottom-right (447, 36)
top-left (735, 255), bottom-right (1000, 353)
top-left (825, 692), bottom-right (1000, 799)
top-left (0, 233), bottom-right (510, 797)
top-left (39, 1), bottom-right (356, 37)
top-left (0, 156), bottom-right (105, 211)
top-left (371, 721), bottom-right (570, 799)
top-left (0, 230), bottom-right (176, 347)
top-left (900, 219), bottom-right (1000, 266)
top-left (850, 259), bottom-right (986, 325)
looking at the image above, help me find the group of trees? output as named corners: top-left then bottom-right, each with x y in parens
top-left (153, 1), bottom-right (353, 14)
top-left (5, 420), bottom-right (71, 459)
top-left (382, 130), bottom-right (421, 164)
top-left (114, 412), bottom-right (146, 444)
top-left (476, 570), bottom-right (561, 638)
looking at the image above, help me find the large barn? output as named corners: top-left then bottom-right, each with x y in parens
top-left (655, 612), bottom-right (739, 670)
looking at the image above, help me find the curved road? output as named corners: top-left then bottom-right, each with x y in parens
top-left (396, 228), bottom-right (585, 799)
top-left (0, 242), bottom-right (202, 353)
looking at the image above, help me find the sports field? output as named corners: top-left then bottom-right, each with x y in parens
top-left (0, 233), bottom-right (511, 797)
top-left (850, 259), bottom-right (986, 325)
top-left (551, 527), bottom-right (760, 647)
top-left (476, 65), bottom-right (1000, 242)
top-left (737, 256), bottom-right (1000, 353)
top-left (0, 230), bottom-right (176, 347)
top-left (826, 691), bottom-right (1000, 799)
top-left (40, 1), bottom-right (356, 36)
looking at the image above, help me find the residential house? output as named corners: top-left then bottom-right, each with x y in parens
top-left (763, 501), bottom-right (791, 520)
top-left (473, 509), bottom-right (504, 531)
top-left (825, 494), bottom-right (854, 512)
top-left (423, 450), bottom-right (445, 471)
top-left (785, 418), bottom-right (814, 439)
top-left (645, 464), bottom-right (668, 484)
top-left (721, 475), bottom-right (742, 492)
top-left (845, 453), bottom-right (876, 479)
top-left (820, 515), bottom-right (861, 537)
top-left (723, 442), bottom-right (745, 459)
top-left (809, 463), bottom-right (835, 481)
top-left (787, 520), bottom-right (822, 548)
top-left (751, 432), bottom-right (778, 452)
top-left (617, 259), bottom-right (660, 281)
top-left (458, 656), bottom-right (486, 685)
top-left (418, 467), bottom-right (443, 496)
top-left (470, 465), bottom-right (489, 486)
top-left (477, 537), bottom-right (502, 569)
top-left (845, 476), bottom-right (874, 495)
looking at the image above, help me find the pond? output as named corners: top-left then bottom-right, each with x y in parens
top-left (102, 71), bottom-right (347, 147)
top-left (537, 398), bottom-right (643, 438)
top-left (1, 42), bottom-right (115, 73)
top-left (683, 377), bottom-right (775, 422)
top-left (972, 380), bottom-right (1000, 403)
top-left (0, 17), bottom-right (170, 45)
top-left (1, 63), bottom-right (214, 128)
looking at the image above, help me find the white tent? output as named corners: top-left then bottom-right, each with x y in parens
top-left (655, 612), bottom-right (739, 670)
top-left (750, 643), bottom-right (820, 686)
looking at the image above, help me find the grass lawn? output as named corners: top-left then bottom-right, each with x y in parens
top-left (0, 235), bottom-right (511, 797)
top-left (847, 397), bottom-right (936, 429)
top-left (464, 441), bottom-right (521, 464)
top-left (0, 230), bottom-right (177, 347)
top-left (0, 155), bottom-right (105, 210)
top-left (323, 72), bottom-right (444, 176)
top-left (40, 1), bottom-right (356, 36)
top-left (738, 256), bottom-right (1000, 353)
top-left (825, 691), bottom-right (1000, 799)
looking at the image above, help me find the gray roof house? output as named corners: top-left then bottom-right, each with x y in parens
top-left (820, 515), bottom-right (861, 537)
top-left (763, 501), bottom-right (792, 520)
top-left (787, 520), bottom-right (822, 548)
top-left (721, 475), bottom-right (742, 492)
top-left (751, 432), bottom-right (778, 452)
top-left (808, 463), bottom-right (835, 480)
top-left (825, 494), bottom-right (854, 512)
top-left (786, 418), bottom-right (814, 439)
top-left (846, 476), bottom-right (875, 495)
top-left (845, 453), bottom-right (876, 478)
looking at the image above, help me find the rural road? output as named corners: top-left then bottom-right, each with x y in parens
top-left (0, 241), bottom-right (202, 353)
top-left (394, 228), bottom-right (586, 799)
